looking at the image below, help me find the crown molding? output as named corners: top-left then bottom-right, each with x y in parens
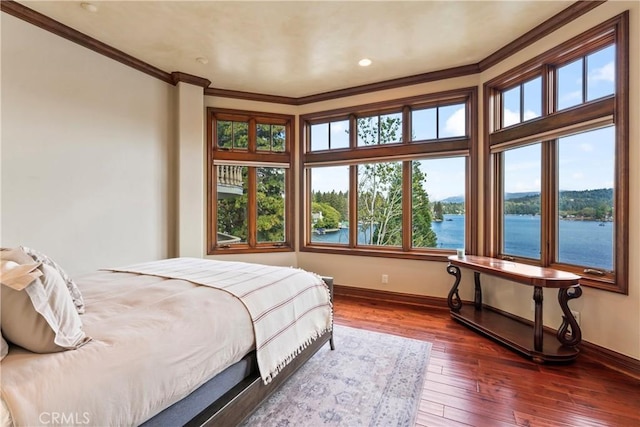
top-left (171, 72), bottom-right (211, 88)
top-left (479, 0), bottom-right (607, 71)
top-left (2, 0), bottom-right (607, 104)
top-left (204, 88), bottom-right (299, 105)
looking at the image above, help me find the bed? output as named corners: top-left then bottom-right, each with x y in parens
top-left (0, 254), bottom-right (333, 426)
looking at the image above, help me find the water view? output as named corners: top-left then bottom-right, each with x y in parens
top-left (312, 214), bottom-right (613, 270)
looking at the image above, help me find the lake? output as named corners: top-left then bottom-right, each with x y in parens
top-left (312, 214), bottom-right (613, 270)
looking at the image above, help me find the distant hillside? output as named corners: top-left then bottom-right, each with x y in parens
top-left (505, 188), bottom-right (613, 219)
top-left (439, 195), bottom-right (464, 203)
top-left (505, 191), bottom-right (540, 200)
top-left (437, 192), bottom-right (537, 203)
top-left (437, 188), bottom-right (613, 219)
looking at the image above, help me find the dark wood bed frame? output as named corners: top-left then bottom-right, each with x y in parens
top-left (185, 278), bottom-right (335, 427)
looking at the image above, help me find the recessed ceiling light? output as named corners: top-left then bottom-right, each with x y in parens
top-left (358, 58), bottom-right (372, 67)
top-left (80, 2), bottom-right (98, 13)
top-left (196, 57), bottom-right (209, 65)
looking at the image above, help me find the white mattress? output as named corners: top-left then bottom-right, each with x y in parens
top-left (0, 270), bottom-right (255, 426)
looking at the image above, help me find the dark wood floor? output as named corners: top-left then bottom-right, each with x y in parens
top-left (333, 295), bottom-right (640, 427)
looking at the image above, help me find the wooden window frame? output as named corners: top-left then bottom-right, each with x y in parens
top-left (300, 88), bottom-right (478, 261)
top-left (483, 13), bottom-right (629, 293)
top-left (207, 108), bottom-right (295, 254)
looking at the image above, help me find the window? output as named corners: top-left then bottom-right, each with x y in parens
top-left (302, 88), bottom-right (476, 260)
top-left (501, 143), bottom-right (541, 259)
top-left (207, 108), bottom-right (294, 254)
top-left (501, 77), bottom-right (542, 127)
top-left (485, 13), bottom-right (629, 293)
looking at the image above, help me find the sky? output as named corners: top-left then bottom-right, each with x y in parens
top-left (310, 45), bottom-right (615, 201)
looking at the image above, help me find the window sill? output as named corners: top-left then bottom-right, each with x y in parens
top-left (208, 245), bottom-right (293, 255)
top-left (300, 245), bottom-right (455, 262)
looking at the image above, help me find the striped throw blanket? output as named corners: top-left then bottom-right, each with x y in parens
top-left (106, 257), bottom-right (332, 384)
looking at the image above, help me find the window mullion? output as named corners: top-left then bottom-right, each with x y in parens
top-left (541, 139), bottom-right (557, 267)
top-left (349, 114), bottom-right (357, 149)
top-left (248, 118), bottom-right (256, 152)
top-left (402, 161), bottom-right (412, 251)
top-left (348, 165), bottom-right (358, 249)
top-left (402, 106), bottom-right (411, 144)
top-left (581, 58), bottom-right (588, 104)
top-left (541, 64), bottom-right (554, 267)
top-left (348, 116), bottom-right (358, 248)
top-left (247, 167), bottom-right (257, 247)
top-left (519, 83), bottom-right (525, 123)
top-left (493, 152), bottom-right (505, 258)
top-left (542, 64), bottom-right (553, 115)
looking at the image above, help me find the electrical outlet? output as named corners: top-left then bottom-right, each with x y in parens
top-left (381, 274), bottom-right (389, 284)
top-left (571, 310), bottom-right (580, 326)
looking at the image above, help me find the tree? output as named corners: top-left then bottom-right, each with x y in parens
top-left (217, 167), bottom-right (286, 243)
top-left (311, 202), bottom-right (340, 229)
top-left (256, 168), bottom-right (286, 241)
top-left (356, 116), bottom-right (437, 247)
top-left (433, 201), bottom-right (444, 221)
top-left (313, 190), bottom-right (348, 220)
top-left (412, 164), bottom-right (437, 247)
top-left (358, 161), bottom-right (404, 245)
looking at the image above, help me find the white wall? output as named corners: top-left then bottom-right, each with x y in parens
top-left (1, 14), bottom-right (175, 275)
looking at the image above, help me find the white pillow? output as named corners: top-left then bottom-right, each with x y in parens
top-left (21, 246), bottom-right (85, 314)
top-left (1, 261), bottom-right (90, 353)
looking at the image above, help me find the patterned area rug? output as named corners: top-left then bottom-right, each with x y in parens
top-left (241, 325), bottom-right (432, 426)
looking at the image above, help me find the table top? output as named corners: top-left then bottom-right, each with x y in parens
top-left (448, 255), bottom-right (581, 288)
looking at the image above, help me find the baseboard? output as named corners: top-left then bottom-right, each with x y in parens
top-left (334, 284), bottom-right (640, 380)
top-left (579, 341), bottom-right (640, 380)
top-left (333, 284), bottom-right (449, 310)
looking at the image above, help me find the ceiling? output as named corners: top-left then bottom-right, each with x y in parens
top-left (18, 1), bottom-right (574, 98)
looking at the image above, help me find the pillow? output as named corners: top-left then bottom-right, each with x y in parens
top-left (0, 254), bottom-right (43, 290)
top-left (0, 333), bottom-right (7, 361)
top-left (20, 246), bottom-right (85, 314)
top-left (1, 260), bottom-right (90, 353)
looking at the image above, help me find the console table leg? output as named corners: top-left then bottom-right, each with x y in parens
top-left (557, 286), bottom-right (583, 347)
top-left (533, 286), bottom-right (543, 352)
top-left (473, 272), bottom-right (482, 310)
top-left (446, 264), bottom-right (462, 312)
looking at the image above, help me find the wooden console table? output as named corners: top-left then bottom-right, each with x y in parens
top-left (446, 255), bottom-right (582, 363)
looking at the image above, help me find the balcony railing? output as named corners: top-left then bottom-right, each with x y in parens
top-left (217, 165), bottom-right (243, 199)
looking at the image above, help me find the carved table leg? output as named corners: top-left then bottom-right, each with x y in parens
top-left (447, 264), bottom-right (462, 312)
top-left (533, 286), bottom-right (543, 353)
top-left (557, 286), bottom-right (583, 347)
top-left (474, 272), bottom-right (482, 310)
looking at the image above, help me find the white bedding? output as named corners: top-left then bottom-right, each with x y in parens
top-left (0, 270), bottom-right (255, 426)
top-left (109, 257), bottom-right (333, 384)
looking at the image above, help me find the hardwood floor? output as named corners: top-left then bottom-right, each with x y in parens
top-left (333, 295), bottom-right (640, 427)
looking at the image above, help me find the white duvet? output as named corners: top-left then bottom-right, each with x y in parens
top-left (0, 270), bottom-right (255, 426)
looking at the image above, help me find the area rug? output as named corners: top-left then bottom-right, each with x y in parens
top-left (241, 325), bottom-right (432, 426)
